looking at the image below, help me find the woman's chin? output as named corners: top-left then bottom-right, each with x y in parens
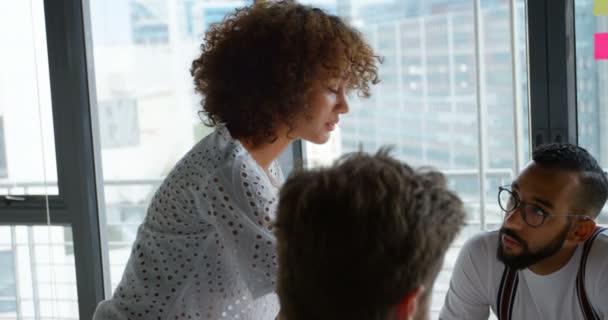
top-left (307, 134), bottom-right (331, 145)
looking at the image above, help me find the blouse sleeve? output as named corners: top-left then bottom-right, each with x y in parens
top-left (201, 158), bottom-right (280, 299)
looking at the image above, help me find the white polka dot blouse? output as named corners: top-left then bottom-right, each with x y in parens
top-left (93, 125), bottom-right (283, 320)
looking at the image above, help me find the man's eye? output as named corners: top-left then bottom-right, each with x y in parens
top-left (530, 206), bottom-right (546, 217)
top-left (327, 87), bottom-right (339, 93)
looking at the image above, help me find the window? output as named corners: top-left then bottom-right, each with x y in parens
top-left (0, 0), bottom-right (58, 195)
top-left (98, 98), bottom-right (140, 149)
top-left (0, 250), bottom-right (17, 315)
top-left (0, 1), bottom-right (91, 319)
top-left (0, 118), bottom-right (8, 179)
top-left (575, 0), bottom-right (608, 226)
top-left (301, 0), bottom-right (530, 318)
top-left (89, 0), bottom-right (251, 292)
top-left (131, 1), bottom-right (170, 44)
top-left (10, 0), bottom-right (600, 318)
top-left (0, 226), bottom-right (78, 320)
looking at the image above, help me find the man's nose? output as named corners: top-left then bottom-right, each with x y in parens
top-left (503, 205), bottom-right (526, 230)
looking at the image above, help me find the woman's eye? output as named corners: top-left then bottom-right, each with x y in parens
top-left (327, 87), bottom-right (339, 94)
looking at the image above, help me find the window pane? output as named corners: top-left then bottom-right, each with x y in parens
top-left (575, 0), bottom-right (608, 226)
top-left (89, 0), bottom-right (251, 291)
top-left (0, 226), bottom-right (78, 320)
top-left (301, 1), bottom-right (529, 319)
top-left (0, 1), bottom-right (58, 196)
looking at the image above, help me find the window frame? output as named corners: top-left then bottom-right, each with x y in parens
top-left (526, 0), bottom-right (578, 147)
top-left (0, 0), bottom-right (108, 318)
top-left (0, 0), bottom-right (583, 318)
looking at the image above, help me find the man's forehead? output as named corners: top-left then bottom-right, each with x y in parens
top-left (513, 163), bottom-right (580, 199)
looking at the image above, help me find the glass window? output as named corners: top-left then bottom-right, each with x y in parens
top-left (0, 0), bottom-right (58, 196)
top-left (0, 226), bottom-right (78, 320)
top-left (0, 119), bottom-right (9, 179)
top-left (301, 0), bottom-right (530, 318)
top-left (98, 98), bottom-right (141, 149)
top-left (0, 250), bottom-right (17, 315)
top-left (89, 0), bottom-right (252, 291)
top-left (575, 0), bottom-right (608, 226)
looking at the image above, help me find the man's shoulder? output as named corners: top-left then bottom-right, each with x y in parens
top-left (445, 230), bottom-right (504, 311)
top-left (588, 228), bottom-right (608, 262)
top-left (594, 227), bottom-right (608, 240)
top-left (582, 227), bottom-right (608, 312)
top-left (455, 230), bottom-right (503, 274)
top-left (463, 230), bottom-right (500, 254)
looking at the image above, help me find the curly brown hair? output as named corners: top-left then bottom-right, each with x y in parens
top-left (190, 0), bottom-right (380, 145)
top-left (275, 148), bottom-right (465, 320)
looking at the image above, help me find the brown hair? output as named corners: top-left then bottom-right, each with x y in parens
top-left (275, 148), bottom-right (465, 320)
top-left (190, 0), bottom-right (380, 146)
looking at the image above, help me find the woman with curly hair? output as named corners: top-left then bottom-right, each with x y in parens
top-left (93, 1), bottom-right (379, 319)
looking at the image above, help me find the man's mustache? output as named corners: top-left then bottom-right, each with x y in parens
top-left (500, 227), bottom-right (526, 246)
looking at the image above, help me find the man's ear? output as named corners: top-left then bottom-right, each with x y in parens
top-left (568, 218), bottom-right (596, 244)
top-left (395, 286), bottom-right (424, 320)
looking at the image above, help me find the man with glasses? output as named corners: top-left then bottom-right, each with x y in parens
top-left (440, 143), bottom-right (608, 320)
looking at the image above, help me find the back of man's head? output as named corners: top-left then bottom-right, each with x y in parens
top-left (275, 149), bottom-right (466, 320)
top-left (532, 143), bottom-right (608, 217)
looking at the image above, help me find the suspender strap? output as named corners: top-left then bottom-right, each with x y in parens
top-left (497, 266), bottom-right (518, 320)
top-left (496, 227), bottom-right (605, 320)
top-left (575, 226), bottom-right (607, 320)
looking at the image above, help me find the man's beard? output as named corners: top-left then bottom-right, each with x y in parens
top-left (496, 224), bottom-right (570, 270)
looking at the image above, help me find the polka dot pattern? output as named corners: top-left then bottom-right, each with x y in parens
top-left (94, 125), bottom-right (282, 319)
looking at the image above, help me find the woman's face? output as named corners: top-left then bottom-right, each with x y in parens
top-left (290, 77), bottom-right (350, 144)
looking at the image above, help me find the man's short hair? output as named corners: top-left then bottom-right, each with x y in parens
top-left (274, 149), bottom-right (465, 319)
top-left (532, 143), bottom-right (608, 217)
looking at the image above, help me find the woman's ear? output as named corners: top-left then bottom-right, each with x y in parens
top-left (395, 286), bottom-right (424, 320)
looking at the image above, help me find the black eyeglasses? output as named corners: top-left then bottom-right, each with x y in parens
top-left (497, 186), bottom-right (592, 227)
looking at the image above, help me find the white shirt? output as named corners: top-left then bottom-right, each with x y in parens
top-left (440, 229), bottom-right (608, 320)
top-left (94, 125), bottom-right (283, 320)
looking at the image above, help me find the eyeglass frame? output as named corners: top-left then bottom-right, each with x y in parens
top-left (497, 186), bottom-right (593, 228)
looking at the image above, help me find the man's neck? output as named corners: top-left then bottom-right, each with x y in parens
top-left (528, 245), bottom-right (577, 275)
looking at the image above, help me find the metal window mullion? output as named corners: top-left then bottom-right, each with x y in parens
top-left (473, 0), bottom-right (488, 231)
top-left (447, 13), bottom-right (456, 168)
top-left (565, 0), bottom-right (578, 145)
top-left (0, 189), bottom-right (65, 225)
top-left (0, 208), bottom-right (70, 225)
top-left (27, 227), bottom-right (41, 320)
top-left (0, 194), bottom-right (65, 208)
top-left (526, 0), bottom-right (551, 148)
top-left (509, 0), bottom-right (524, 174)
top-left (81, 0), bottom-right (112, 298)
top-left (396, 22), bottom-right (404, 152)
top-left (600, 20), bottom-right (608, 161)
top-left (372, 24), bottom-right (382, 151)
top-left (546, 0), bottom-right (578, 144)
top-left (10, 226), bottom-right (22, 320)
top-left (0, 193), bottom-right (68, 225)
top-left (294, 140), bottom-right (306, 169)
top-left (43, 0), bottom-right (105, 318)
top-left (420, 17), bottom-right (428, 162)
